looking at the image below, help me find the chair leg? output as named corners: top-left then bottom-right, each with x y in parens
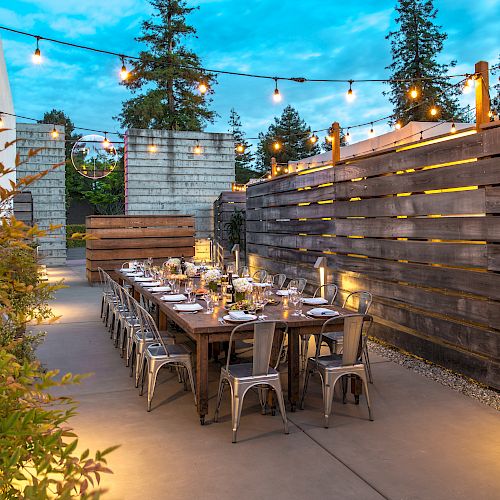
top-left (300, 335), bottom-right (309, 371)
top-left (270, 380), bottom-right (289, 435)
top-left (300, 367), bottom-right (312, 410)
top-left (185, 361), bottom-right (196, 404)
top-left (100, 296), bottom-right (105, 319)
top-left (360, 372), bottom-right (374, 421)
top-left (323, 378), bottom-right (335, 429)
top-left (139, 358), bottom-right (147, 396)
top-left (214, 377), bottom-right (225, 422)
top-left (135, 348), bottom-right (143, 388)
top-left (363, 342), bottom-right (373, 384)
top-left (257, 386), bottom-right (268, 415)
top-left (147, 364), bottom-right (158, 412)
top-left (231, 390), bottom-right (245, 444)
top-left (129, 343), bottom-right (135, 376)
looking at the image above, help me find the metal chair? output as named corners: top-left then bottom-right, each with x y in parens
top-left (300, 314), bottom-right (373, 427)
top-left (323, 291), bottom-right (374, 383)
top-left (138, 305), bottom-right (196, 412)
top-left (272, 273), bottom-right (286, 289)
top-left (299, 283), bottom-right (340, 371)
top-left (252, 269), bottom-right (268, 283)
top-left (214, 320), bottom-right (289, 443)
top-left (288, 278), bottom-right (307, 293)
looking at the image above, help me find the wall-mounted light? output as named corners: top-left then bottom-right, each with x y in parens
top-left (314, 256), bottom-right (328, 297)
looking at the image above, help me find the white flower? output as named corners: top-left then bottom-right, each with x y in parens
top-left (165, 258), bottom-right (181, 269)
top-left (185, 263), bottom-right (198, 277)
top-left (233, 278), bottom-right (253, 293)
top-left (203, 269), bottom-right (221, 283)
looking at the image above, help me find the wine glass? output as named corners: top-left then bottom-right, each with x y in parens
top-left (202, 293), bottom-right (214, 314)
top-left (242, 266), bottom-right (250, 279)
top-left (289, 289), bottom-right (300, 316)
top-left (185, 279), bottom-right (194, 303)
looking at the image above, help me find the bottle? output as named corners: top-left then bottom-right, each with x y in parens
top-left (227, 271), bottom-right (235, 303)
top-left (180, 255), bottom-right (186, 274)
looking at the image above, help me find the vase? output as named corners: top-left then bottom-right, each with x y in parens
top-left (208, 282), bottom-right (218, 292)
top-left (235, 291), bottom-right (245, 302)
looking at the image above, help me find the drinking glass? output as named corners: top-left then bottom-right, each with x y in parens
top-left (290, 289), bottom-right (300, 316)
top-left (202, 293), bottom-right (214, 314)
top-left (242, 266), bottom-right (250, 278)
top-left (227, 263), bottom-right (235, 275)
top-left (185, 279), bottom-right (194, 302)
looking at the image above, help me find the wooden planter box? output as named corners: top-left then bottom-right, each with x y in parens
top-left (86, 215), bottom-right (195, 283)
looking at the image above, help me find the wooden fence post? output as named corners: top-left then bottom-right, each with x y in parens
top-left (475, 61), bottom-right (490, 130)
top-left (271, 157), bottom-right (277, 177)
top-left (331, 122), bottom-right (340, 165)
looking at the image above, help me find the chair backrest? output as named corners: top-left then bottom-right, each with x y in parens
top-left (135, 302), bottom-right (168, 350)
top-left (314, 283), bottom-right (338, 304)
top-left (252, 269), bottom-right (268, 283)
top-left (343, 291), bottom-right (373, 315)
top-left (316, 314), bottom-right (364, 366)
top-left (227, 320), bottom-right (288, 376)
top-left (272, 274), bottom-right (286, 289)
top-left (288, 278), bottom-right (307, 293)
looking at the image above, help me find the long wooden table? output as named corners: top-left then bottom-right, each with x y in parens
top-left (119, 271), bottom-right (353, 424)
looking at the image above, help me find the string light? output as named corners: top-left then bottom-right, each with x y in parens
top-left (32, 36), bottom-right (41, 64)
top-left (488, 110), bottom-right (493, 118)
top-left (284, 167), bottom-right (289, 173)
top-left (102, 134), bottom-right (110, 148)
top-left (369, 123), bottom-right (374, 136)
top-left (346, 80), bottom-right (355, 102)
top-left (450, 122), bottom-right (457, 134)
top-left (345, 128), bottom-right (351, 141)
top-left (267, 174), bottom-right (272, 179)
top-left (429, 105), bottom-right (438, 117)
top-left (325, 134), bottom-right (333, 142)
top-left (148, 143), bottom-right (157, 153)
top-left (0, 114), bottom-right (3, 128)
top-left (236, 144), bottom-right (245, 153)
top-left (50, 126), bottom-right (59, 139)
top-left (409, 86), bottom-right (419, 99)
top-left (309, 133), bottom-right (318, 144)
top-left (198, 82), bottom-right (208, 94)
top-left (463, 74), bottom-right (475, 93)
top-left (273, 78), bottom-right (282, 103)
top-left (273, 141), bottom-right (281, 151)
top-left (119, 56), bottom-right (129, 81)
top-left (394, 121), bottom-right (402, 130)
top-left (194, 143), bottom-right (203, 155)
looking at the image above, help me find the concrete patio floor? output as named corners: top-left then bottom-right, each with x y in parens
top-left (37, 264), bottom-right (500, 500)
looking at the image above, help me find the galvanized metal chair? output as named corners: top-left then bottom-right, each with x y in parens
top-left (214, 320), bottom-right (289, 443)
top-left (288, 278), bottom-right (307, 293)
top-left (252, 269), bottom-right (268, 283)
top-left (272, 273), bottom-right (287, 289)
top-left (138, 305), bottom-right (195, 411)
top-left (323, 291), bottom-right (374, 382)
top-left (299, 283), bottom-right (340, 371)
top-left (300, 314), bottom-right (373, 427)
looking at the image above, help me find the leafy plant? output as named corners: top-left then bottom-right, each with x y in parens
top-left (224, 209), bottom-right (245, 246)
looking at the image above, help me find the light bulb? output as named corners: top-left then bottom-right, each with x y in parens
top-left (395, 121), bottom-right (402, 130)
top-left (346, 80), bottom-right (355, 102)
top-left (148, 144), bottom-right (157, 153)
top-left (267, 174), bottom-right (272, 179)
top-left (194, 144), bottom-right (202, 155)
top-left (273, 141), bottom-right (281, 151)
top-left (430, 106), bottom-right (438, 117)
top-left (409, 86), bottom-right (419, 99)
top-left (273, 78), bottom-right (282, 103)
top-left (310, 134), bottom-right (318, 144)
top-left (488, 110), bottom-right (493, 118)
top-left (102, 135), bottom-right (110, 148)
top-left (120, 57), bottom-right (129, 81)
top-left (450, 122), bottom-right (457, 134)
top-left (198, 82), bottom-right (208, 94)
top-left (236, 144), bottom-right (245, 153)
top-left (325, 134), bottom-right (333, 142)
top-left (463, 75), bottom-right (475, 93)
top-left (345, 128), bottom-right (351, 141)
top-left (32, 48), bottom-right (41, 64)
top-left (51, 127), bottom-right (59, 139)
top-left (0, 114), bottom-right (4, 128)
top-left (369, 123), bottom-right (374, 136)
top-left (284, 168), bottom-right (289, 173)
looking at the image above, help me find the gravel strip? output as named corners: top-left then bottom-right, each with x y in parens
top-left (368, 339), bottom-right (500, 412)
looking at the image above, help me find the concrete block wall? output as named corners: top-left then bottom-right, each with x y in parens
top-left (125, 129), bottom-right (235, 238)
top-left (16, 123), bottom-right (66, 265)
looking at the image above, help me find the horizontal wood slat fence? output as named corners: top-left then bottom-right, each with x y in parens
top-left (213, 191), bottom-right (246, 256)
top-left (86, 215), bottom-right (195, 283)
top-left (13, 191), bottom-right (33, 225)
top-left (246, 124), bottom-right (500, 389)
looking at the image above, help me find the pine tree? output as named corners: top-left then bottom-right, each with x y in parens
top-left (256, 105), bottom-right (320, 173)
top-left (228, 109), bottom-right (256, 183)
top-left (386, 0), bottom-right (463, 124)
top-left (118, 0), bottom-right (216, 130)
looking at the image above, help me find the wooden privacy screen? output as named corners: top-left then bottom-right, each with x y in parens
top-left (86, 215), bottom-right (195, 283)
top-left (13, 191), bottom-right (33, 225)
top-left (247, 124), bottom-right (500, 389)
top-left (213, 191), bottom-right (246, 252)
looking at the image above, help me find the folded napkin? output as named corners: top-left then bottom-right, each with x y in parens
top-left (276, 289), bottom-right (289, 296)
top-left (141, 281), bottom-right (161, 287)
top-left (160, 294), bottom-right (187, 302)
top-left (147, 286), bottom-right (171, 293)
top-left (134, 277), bottom-right (154, 282)
top-left (173, 303), bottom-right (203, 312)
top-left (308, 308), bottom-right (339, 317)
top-left (125, 272), bottom-right (143, 277)
top-left (253, 282), bottom-right (271, 288)
top-left (303, 297), bottom-right (329, 305)
top-left (228, 310), bottom-right (254, 320)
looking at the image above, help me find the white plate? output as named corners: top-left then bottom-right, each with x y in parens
top-left (134, 277), bottom-right (155, 282)
top-left (141, 281), bottom-right (161, 287)
top-left (147, 286), bottom-right (172, 293)
top-left (124, 272), bottom-right (143, 277)
top-left (276, 290), bottom-right (289, 296)
top-left (306, 310), bottom-right (339, 318)
top-left (223, 314), bottom-right (257, 323)
top-left (161, 294), bottom-right (187, 302)
top-left (174, 303), bottom-right (203, 312)
top-left (303, 297), bottom-right (329, 305)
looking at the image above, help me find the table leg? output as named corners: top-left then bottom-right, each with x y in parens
top-left (196, 334), bottom-right (209, 425)
top-left (287, 327), bottom-right (300, 412)
top-left (158, 309), bottom-right (168, 331)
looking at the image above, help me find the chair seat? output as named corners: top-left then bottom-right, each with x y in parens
top-left (134, 330), bottom-right (175, 344)
top-left (222, 362), bottom-right (279, 381)
top-left (147, 343), bottom-right (191, 357)
top-left (309, 353), bottom-right (363, 371)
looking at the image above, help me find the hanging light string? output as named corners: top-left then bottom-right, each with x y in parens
top-left (0, 24), bottom-right (476, 88)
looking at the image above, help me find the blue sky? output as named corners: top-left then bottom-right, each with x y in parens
top-left (1, 0), bottom-right (498, 145)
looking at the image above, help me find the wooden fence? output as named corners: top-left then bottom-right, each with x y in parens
top-left (86, 215), bottom-right (195, 283)
top-left (246, 123), bottom-right (500, 389)
top-left (213, 191), bottom-right (246, 257)
top-left (13, 191), bottom-right (33, 225)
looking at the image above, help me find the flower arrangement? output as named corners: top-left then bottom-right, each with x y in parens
top-left (165, 258), bottom-right (181, 274)
top-left (185, 262), bottom-right (198, 277)
top-left (233, 278), bottom-right (253, 293)
top-left (203, 269), bottom-right (221, 291)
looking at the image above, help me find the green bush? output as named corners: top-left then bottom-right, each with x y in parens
top-left (67, 224), bottom-right (87, 248)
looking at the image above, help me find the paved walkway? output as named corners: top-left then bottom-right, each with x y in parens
top-left (38, 264), bottom-right (500, 500)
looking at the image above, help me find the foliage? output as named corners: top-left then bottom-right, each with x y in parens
top-left (118, 0), bottom-right (216, 131)
top-left (39, 109), bottom-right (124, 215)
top-left (224, 209), bottom-right (245, 246)
top-left (228, 109), bottom-right (258, 183)
top-left (67, 225), bottom-right (87, 248)
top-left (256, 105), bottom-right (320, 173)
top-left (385, 0), bottom-right (464, 125)
top-left (492, 57), bottom-right (500, 118)
top-left (1, 136), bottom-right (116, 497)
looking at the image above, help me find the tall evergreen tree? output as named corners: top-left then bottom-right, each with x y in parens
top-left (386, 0), bottom-right (463, 124)
top-left (256, 105), bottom-right (320, 173)
top-left (118, 0), bottom-right (216, 130)
top-left (228, 108), bottom-right (256, 183)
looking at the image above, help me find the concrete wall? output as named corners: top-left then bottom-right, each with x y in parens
top-left (16, 123), bottom-right (66, 265)
top-left (124, 129), bottom-right (235, 238)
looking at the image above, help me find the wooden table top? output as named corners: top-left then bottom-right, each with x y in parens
top-left (118, 270), bottom-right (360, 335)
